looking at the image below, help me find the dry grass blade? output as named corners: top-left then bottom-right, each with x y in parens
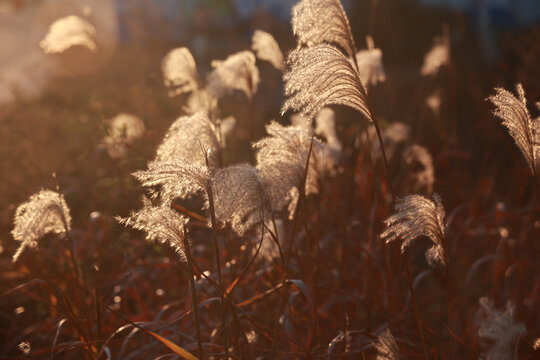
top-left (489, 84), bottom-right (537, 175)
top-left (40, 15), bottom-right (97, 54)
top-left (155, 112), bottom-right (220, 169)
top-left (208, 50), bottom-right (260, 100)
top-left (477, 298), bottom-right (525, 360)
top-left (374, 328), bottom-right (400, 360)
top-left (292, 0), bottom-right (356, 60)
top-left (282, 44), bottom-right (371, 121)
top-left (116, 199), bottom-right (189, 262)
top-left (381, 194), bottom-right (446, 267)
top-left (210, 164), bottom-right (269, 236)
top-left (251, 30), bottom-right (285, 72)
top-left (161, 47), bottom-right (199, 96)
top-left (12, 190), bottom-right (72, 262)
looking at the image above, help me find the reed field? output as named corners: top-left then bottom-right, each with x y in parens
top-left (0, 0), bottom-right (539, 358)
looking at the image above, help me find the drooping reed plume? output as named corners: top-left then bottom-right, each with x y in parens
top-left (253, 121), bottom-right (326, 212)
top-left (381, 194), bottom-right (446, 267)
top-left (356, 35), bottom-right (386, 88)
top-left (404, 144), bottom-right (435, 194)
top-left (208, 50), bottom-right (260, 101)
top-left (161, 47), bottom-right (199, 97)
top-left (374, 329), bottom-right (401, 360)
top-left (477, 298), bottom-right (525, 360)
top-left (291, 0), bottom-right (357, 60)
top-left (155, 112), bottom-right (220, 168)
top-left (102, 113), bottom-right (146, 159)
top-left (117, 198), bottom-right (188, 261)
top-left (40, 15), bottom-right (97, 54)
top-left (12, 190), bottom-right (72, 262)
top-left (210, 164), bottom-right (269, 236)
top-left (251, 30), bottom-right (285, 72)
top-left (488, 84), bottom-right (539, 177)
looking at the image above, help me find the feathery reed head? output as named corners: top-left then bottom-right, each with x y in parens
top-left (404, 144), bottom-right (435, 194)
top-left (356, 36), bottom-right (386, 88)
top-left (381, 194), bottom-right (446, 266)
top-left (477, 297), bottom-right (525, 360)
top-left (210, 164), bottom-right (269, 236)
top-left (117, 199), bottom-right (188, 261)
top-left (420, 31), bottom-right (450, 77)
top-left (374, 329), bottom-right (400, 360)
top-left (282, 44), bottom-right (371, 121)
top-left (161, 47), bottom-right (199, 96)
top-left (184, 88), bottom-right (219, 117)
top-left (292, 0), bottom-right (356, 59)
top-left (12, 190), bottom-right (72, 262)
top-left (254, 121), bottom-right (323, 212)
top-left (208, 50), bottom-right (260, 100)
top-left (103, 113), bottom-right (145, 159)
top-left (251, 30), bottom-right (285, 72)
top-left (488, 84), bottom-right (538, 174)
top-left (133, 158), bottom-right (211, 202)
top-left (155, 112), bottom-right (220, 168)
top-left (40, 15), bottom-right (97, 54)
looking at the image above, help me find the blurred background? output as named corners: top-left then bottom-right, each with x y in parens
top-left (1, 0), bottom-right (539, 245)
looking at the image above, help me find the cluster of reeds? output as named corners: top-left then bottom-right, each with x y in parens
top-left (3, 0), bottom-right (540, 359)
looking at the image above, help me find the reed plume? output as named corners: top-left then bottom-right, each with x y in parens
top-left (185, 88), bottom-right (219, 118)
top-left (103, 113), bottom-right (145, 159)
top-left (488, 84), bottom-right (539, 176)
top-left (404, 144), bottom-right (435, 194)
top-left (161, 47), bottom-right (199, 97)
top-left (208, 50), bottom-right (260, 101)
top-left (381, 194), bottom-right (446, 267)
top-left (155, 112), bottom-right (220, 168)
top-left (117, 199), bottom-right (188, 261)
top-left (420, 30), bottom-right (450, 77)
top-left (254, 121), bottom-right (325, 212)
top-left (291, 0), bottom-right (356, 60)
top-left (251, 30), bottom-right (285, 72)
top-left (374, 329), bottom-right (400, 360)
top-left (40, 15), bottom-right (97, 54)
top-left (356, 36), bottom-right (386, 88)
top-left (282, 44), bottom-right (371, 122)
top-left (12, 190), bottom-right (72, 262)
top-left (210, 164), bottom-right (269, 236)
top-left (477, 298), bottom-right (525, 360)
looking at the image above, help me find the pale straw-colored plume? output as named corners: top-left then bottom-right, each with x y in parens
top-left (356, 36), bottom-right (386, 87)
top-left (282, 44), bottom-right (371, 122)
top-left (477, 297), bottom-right (525, 360)
top-left (255, 219), bottom-right (285, 264)
top-left (420, 31), bottom-right (450, 77)
top-left (254, 121), bottom-right (326, 212)
top-left (315, 107), bottom-right (342, 152)
top-left (208, 50), bottom-right (260, 100)
top-left (155, 112), bottom-right (220, 169)
top-left (292, 0), bottom-right (356, 60)
top-left (11, 190), bottom-right (71, 262)
top-left (18, 341), bottom-right (31, 356)
top-left (374, 328), bottom-right (400, 360)
top-left (217, 116), bottom-right (237, 146)
top-left (117, 198), bottom-right (188, 261)
top-left (286, 186), bottom-right (300, 220)
top-left (161, 47), bottom-right (199, 97)
top-left (210, 164), bottom-right (269, 236)
top-left (426, 90), bottom-right (442, 116)
top-left (381, 194), bottom-right (446, 267)
top-left (488, 84), bottom-right (539, 175)
top-left (40, 15), bottom-right (97, 54)
top-left (533, 338), bottom-right (540, 351)
top-left (184, 88), bottom-right (219, 117)
top-left (251, 30), bottom-right (285, 72)
top-left (133, 158), bottom-right (211, 202)
top-left (103, 113), bottom-right (145, 159)
top-left (404, 144), bottom-right (435, 194)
